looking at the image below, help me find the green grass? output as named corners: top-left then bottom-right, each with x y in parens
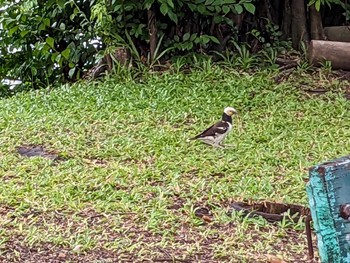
top-left (0, 66), bottom-right (349, 262)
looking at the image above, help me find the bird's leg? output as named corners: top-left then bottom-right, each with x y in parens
top-left (219, 142), bottom-right (234, 148)
top-left (214, 143), bottom-right (225, 149)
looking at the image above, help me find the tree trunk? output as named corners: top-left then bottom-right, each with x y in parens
top-left (291, 0), bottom-right (309, 50)
top-left (281, 0), bottom-right (292, 40)
top-left (147, 7), bottom-right (157, 64)
top-left (309, 5), bottom-right (325, 40)
top-left (309, 40), bottom-right (350, 70)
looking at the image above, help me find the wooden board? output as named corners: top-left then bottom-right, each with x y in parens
top-left (324, 26), bottom-right (350, 43)
top-left (307, 155), bottom-right (350, 263)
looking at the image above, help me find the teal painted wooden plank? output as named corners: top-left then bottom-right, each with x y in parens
top-left (307, 165), bottom-right (341, 262)
top-left (307, 156), bottom-right (350, 263)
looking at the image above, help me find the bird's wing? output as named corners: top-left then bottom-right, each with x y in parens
top-left (192, 121), bottom-right (230, 139)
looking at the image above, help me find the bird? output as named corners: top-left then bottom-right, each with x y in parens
top-left (190, 106), bottom-right (238, 148)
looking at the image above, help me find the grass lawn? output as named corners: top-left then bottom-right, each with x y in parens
top-left (0, 66), bottom-right (349, 262)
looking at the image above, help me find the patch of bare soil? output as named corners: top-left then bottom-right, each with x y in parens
top-left (0, 203), bottom-right (318, 263)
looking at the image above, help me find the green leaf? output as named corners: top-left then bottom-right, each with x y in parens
top-left (200, 35), bottom-right (210, 45)
top-left (42, 44), bottom-right (50, 54)
top-left (57, 0), bottom-right (65, 9)
top-left (222, 5), bottom-right (230, 14)
top-left (205, 0), bottom-right (215, 5)
top-left (213, 15), bottom-right (223, 23)
top-left (39, 23), bottom-right (46, 31)
top-left (31, 67), bottom-right (37, 76)
top-left (209, 36), bottom-right (220, 44)
top-left (183, 32), bottom-right (190, 41)
top-left (167, 0), bottom-right (174, 9)
top-left (234, 4), bottom-right (243, 14)
top-left (243, 3), bottom-right (255, 14)
top-left (60, 23), bottom-right (66, 30)
top-left (46, 37), bottom-right (55, 49)
top-left (190, 33), bottom-right (197, 41)
top-left (68, 67), bottom-right (76, 78)
top-left (20, 30), bottom-right (30, 37)
top-left (9, 26), bottom-right (18, 36)
top-left (55, 54), bottom-right (62, 64)
top-left (160, 3), bottom-right (168, 15)
top-left (197, 5), bottom-right (207, 13)
top-left (222, 0), bottom-right (236, 3)
top-left (167, 9), bottom-right (178, 23)
top-left (61, 48), bottom-right (70, 60)
top-left (185, 42), bottom-right (193, 50)
top-left (43, 18), bottom-right (50, 27)
top-left (315, 0), bottom-right (321, 11)
top-left (51, 52), bottom-right (59, 62)
top-left (213, 0), bottom-right (223, 5)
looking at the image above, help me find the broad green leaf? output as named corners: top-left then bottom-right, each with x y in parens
top-left (183, 32), bottom-right (190, 41)
top-left (198, 5), bottom-right (207, 13)
top-left (55, 54), bottom-right (62, 63)
top-left (68, 67), bottom-right (76, 78)
top-left (315, 0), bottom-right (321, 11)
top-left (46, 37), bottom-right (55, 49)
top-left (205, 0), bottom-right (215, 5)
top-left (209, 36), bottom-right (220, 44)
top-left (43, 18), bottom-right (50, 26)
top-left (222, 5), bottom-right (230, 14)
top-left (167, 0), bottom-right (174, 9)
top-left (60, 23), bottom-right (66, 30)
top-left (213, 0), bottom-right (223, 5)
top-left (31, 67), bottom-right (37, 76)
top-left (20, 30), bottom-right (30, 37)
top-left (61, 48), bottom-right (70, 60)
top-left (57, 0), bottom-right (65, 9)
top-left (42, 44), bottom-right (50, 54)
top-left (39, 23), bottom-right (46, 31)
top-left (234, 4), bottom-right (243, 14)
top-left (190, 33), bottom-right (197, 41)
top-left (200, 35), bottom-right (210, 45)
top-left (243, 3), bottom-right (255, 14)
top-left (51, 52), bottom-right (59, 62)
top-left (222, 0), bottom-right (236, 3)
top-left (160, 3), bottom-right (168, 15)
top-left (9, 26), bottom-right (18, 36)
top-left (167, 10), bottom-right (178, 23)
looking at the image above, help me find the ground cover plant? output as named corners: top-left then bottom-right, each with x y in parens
top-left (0, 66), bottom-right (349, 262)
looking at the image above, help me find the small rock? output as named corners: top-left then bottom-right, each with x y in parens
top-left (72, 245), bottom-right (83, 253)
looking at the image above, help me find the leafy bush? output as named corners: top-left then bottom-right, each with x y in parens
top-left (0, 0), bottom-right (259, 89)
top-left (1, 0), bottom-right (350, 91)
top-left (0, 0), bottom-right (99, 88)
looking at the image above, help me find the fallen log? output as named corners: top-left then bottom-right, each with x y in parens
top-left (324, 26), bottom-right (350, 42)
top-left (308, 40), bottom-right (350, 70)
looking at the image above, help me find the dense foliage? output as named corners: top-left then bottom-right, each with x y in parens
top-left (0, 0), bottom-right (350, 91)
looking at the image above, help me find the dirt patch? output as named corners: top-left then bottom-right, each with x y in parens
top-left (0, 204), bottom-right (318, 263)
top-left (16, 145), bottom-right (67, 162)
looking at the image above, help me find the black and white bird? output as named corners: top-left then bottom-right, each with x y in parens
top-left (190, 107), bottom-right (238, 148)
